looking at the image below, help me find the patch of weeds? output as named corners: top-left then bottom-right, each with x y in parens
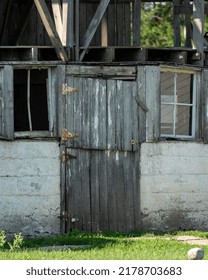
top-left (8, 233), bottom-right (24, 251)
top-left (0, 230), bottom-right (6, 249)
top-left (0, 230), bottom-right (24, 251)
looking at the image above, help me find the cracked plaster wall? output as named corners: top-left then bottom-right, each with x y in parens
top-left (0, 140), bottom-right (60, 237)
top-left (140, 142), bottom-right (208, 231)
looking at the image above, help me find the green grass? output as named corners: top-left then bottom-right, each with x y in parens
top-left (0, 230), bottom-right (208, 260)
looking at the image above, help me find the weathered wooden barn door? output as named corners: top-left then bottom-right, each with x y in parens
top-left (63, 71), bottom-right (141, 232)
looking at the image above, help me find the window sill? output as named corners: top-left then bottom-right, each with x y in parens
top-left (14, 131), bottom-right (55, 139)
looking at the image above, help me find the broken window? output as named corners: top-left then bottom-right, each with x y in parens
top-left (160, 71), bottom-right (197, 139)
top-left (0, 65), bottom-right (59, 140)
top-left (14, 68), bottom-right (49, 132)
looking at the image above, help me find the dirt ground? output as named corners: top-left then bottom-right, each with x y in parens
top-left (166, 235), bottom-right (208, 246)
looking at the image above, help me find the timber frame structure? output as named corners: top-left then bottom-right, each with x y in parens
top-left (0, 0), bottom-right (207, 66)
top-left (2, 1), bottom-right (208, 236)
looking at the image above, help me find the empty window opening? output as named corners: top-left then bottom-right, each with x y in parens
top-left (14, 68), bottom-right (49, 132)
top-left (160, 71), bottom-right (196, 139)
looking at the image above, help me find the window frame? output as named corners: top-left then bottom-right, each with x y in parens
top-left (13, 66), bottom-right (56, 139)
top-left (160, 67), bottom-right (201, 140)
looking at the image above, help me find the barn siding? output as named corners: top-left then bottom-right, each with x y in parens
top-left (0, 140), bottom-right (60, 236)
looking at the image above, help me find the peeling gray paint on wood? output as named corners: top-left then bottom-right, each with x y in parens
top-left (0, 65), bottom-right (13, 140)
top-left (66, 149), bottom-right (140, 232)
top-left (65, 75), bottom-right (140, 151)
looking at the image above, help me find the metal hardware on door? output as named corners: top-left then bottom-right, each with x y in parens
top-left (61, 151), bottom-right (77, 162)
top-left (62, 83), bottom-right (78, 96)
top-left (71, 218), bottom-right (79, 223)
top-left (62, 128), bottom-right (78, 141)
top-left (130, 139), bottom-right (136, 145)
top-left (58, 211), bottom-right (69, 221)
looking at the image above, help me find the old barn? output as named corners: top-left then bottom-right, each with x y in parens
top-left (0, 0), bottom-right (208, 236)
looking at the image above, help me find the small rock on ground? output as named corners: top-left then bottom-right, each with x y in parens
top-left (187, 248), bottom-right (204, 260)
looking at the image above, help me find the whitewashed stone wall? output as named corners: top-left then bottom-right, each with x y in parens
top-left (0, 140), bottom-right (60, 237)
top-left (140, 142), bottom-right (208, 231)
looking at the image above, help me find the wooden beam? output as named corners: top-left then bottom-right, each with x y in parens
top-left (34, 0), bottom-right (68, 61)
top-left (62, 0), bottom-right (74, 47)
top-left (133, 0), bottom-right (141, 46)
top-left (51, 0), bottom-right (63, 42)
top-left (80, 0), bottom-right (111, 61)
top-left (101, 15), bottom-right (108, 47)
top-left (184, 0), bottom-right (192, 47)
top-left (75, 0), bottom-right (80, 61)
top-left (193, 0), bottom-right (204, 66)
top-left (173, 0), bottom-right (181, 47)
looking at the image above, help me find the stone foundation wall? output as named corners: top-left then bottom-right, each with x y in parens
top-left (140, 142), bottom-right (208, 231)
top-left (0, 140), bottom-right (60, 236)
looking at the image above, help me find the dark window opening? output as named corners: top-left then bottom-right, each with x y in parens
top-left (14, 69), bottom-right (49, 132)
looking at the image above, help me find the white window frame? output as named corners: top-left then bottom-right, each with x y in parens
top-left (160, 68), bottom-right (198, 139)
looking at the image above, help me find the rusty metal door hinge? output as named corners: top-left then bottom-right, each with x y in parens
top-left (62, 83), bottom-right (78, 95)
top-left (62, 129), bottom-right (78, 141)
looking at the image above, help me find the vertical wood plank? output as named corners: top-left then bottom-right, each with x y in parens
top-left (91, 78), bottom-right (100, 149)
top-left (3, 66), bottom-right (13, 140)
top-left (124, 2), bottom-right (131, 46)
top-left (107, 151), bottom-right (118, 231)
top-left (52, 65), bottom-right (65, 138)
top-left (195, 72), bottom-right (202, 139)
top-left (65, 75), bottom-right (75, 147)
top-left (101, 14), bottom-right (108, 46)
top-left (75, 0), bottom-right (80, 61)
top-left (0, 68), bottom-right (3, 137)
top-left (98, 79), bottom-right (107, 149)
top-left (132, 150), bottom-right (141, 230)
top-left (90, 151), bottom-right (100, 232)
top-left (60, 143), bottom-right (66, 234)
top-left (115, 80), bottom-right (123, 150)
top-left (145, 66), bottom-right (160, 142)
top-left (66, 148), bottom-right (81, 231)
top-left (79, 3), bottom-right (87, 44)
top-left (80, 149), bottom-right (91, 231)
top-left (203, 69), bottom-right (208, 143)
top-left (98, 151), bottom-right (109, 232)
top-left (116, 151), bottom-right (127, 232)
top-left (137, 66), bottom-right (147, 143)
top-left (81, 78), bottom-right (90, 148)
top-left (107, 3), bottom-right (116, 45)
top-left (72, 76), bottom-right (83, 148)
top-left (107, 79), bottom-right (116, 150)
top-left (132, 81), bottom-right (140, 150)
top-left (123, 81), bottom-right (132, 150)
top-left (116, 3), bottom-right (124, 46)
top-left (124, 152), bottom-right (137, 231)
